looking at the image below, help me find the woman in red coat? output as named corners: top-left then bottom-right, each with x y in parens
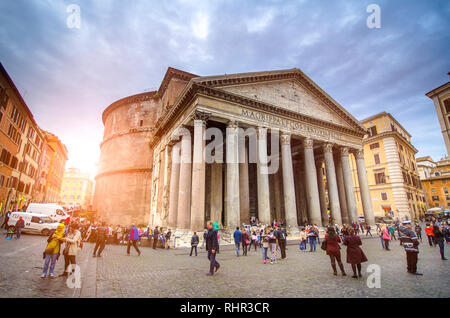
top-left (325, 227), bottom-right (346, 276)
top-left (343, 228), bottom-right (368, 278)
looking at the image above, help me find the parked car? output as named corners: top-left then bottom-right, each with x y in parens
top-left (7, 211), bottom-right (59, 236)
top-left (26, 203), bottom-right (69, 223)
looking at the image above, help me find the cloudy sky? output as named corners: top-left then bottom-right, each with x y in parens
top-left (0, 0), bottom-right (449, 178)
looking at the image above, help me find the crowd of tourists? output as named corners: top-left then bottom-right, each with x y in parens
top-left (1, 210), bottom-right (448, 279)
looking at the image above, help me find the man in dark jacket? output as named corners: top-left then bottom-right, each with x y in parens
top-left (205, 221), bottom-right (220, 276)
top-left (152, 226), bottom-right (159, 249)
top-left (93, 222), bottom-right (108, 257)
top-left (1, 211), bottom-right (11, 229)
top-left (190, 232), bottom-right (199, 256)
top-left (233, 227), bottom-right (242, 257)
top-left (399, 220), bottom-right (422, 275)
top-left (275, 226), bottom-right (287, 259)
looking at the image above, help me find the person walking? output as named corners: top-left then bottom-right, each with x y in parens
top-left (343, 228), bottom-right (368, 278)
top-left (268, 227), bottom-right (277, 264)
top-left (251, 231), bottom-right (258, 251)
top-left (275, 226), bottom-right (287, 259)
top-left (382, 225), bottom-right (391, 251)
top-left (200, 229), bottom-right (207, 249)
top-left (233, 227), bottom-right (242, 257)
top-left (425, 223), bottom-right (435, 247)
top-left (260, 228), bottom-right (270, 263)
top-left (433, 224), bottom-right (448, 260)
top-left (205, 221), bottom-right (220, 276)
top-left (365, 224), bottom-right (372, 237)
top-left (299, 228), bottom-right (307, 251)
top-left (308, 226), bottom-right (317, 252)
top-left (15, 216), bottom-right (25, 239)
top-left (415, 222), bottom-right (423, 242)
top-left (190, 231), bottom-right (199, 257)
top-left (59, 224), bottom-right (81, 277)
top-left (93, 222), bottom-right (108, 257)
top-left (152, 226), bottom-right (159, 249)
top-left (242, 229), bottom-right (250, 256)
top-left (324, 227), bottom-right (346, 276)
top-left (443, 222), bottom-right (450, 243)
top-left (127, 224), bottom-right (141, 256)
top-left (41, 224), bottom-right (65, 278)
top-left (399, 220), bottom-right (422, 275)
top-left (165, 228), bottom-right (172, 249)
top-left (1, 211), bottom-right (11, 229)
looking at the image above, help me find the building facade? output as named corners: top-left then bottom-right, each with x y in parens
top-left (95, 67), bottom-right (377, 230)
top-left (354, 112), bottom-right (426, 220)
top-left (417, 157), bottom-right (450, 209)
top-left (42, 131), bottom-right (68, 203)
top-left (0, 63), bottom-right (45, 212)
top-left (426, 75), bottom-right (450, 155)
top-left (60, 168), bottom-right (93, 209)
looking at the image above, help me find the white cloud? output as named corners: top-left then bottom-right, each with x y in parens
top-left (246, 9), bottom-right (275, 33)
top-left (192, 11), bottom-right (209, 39)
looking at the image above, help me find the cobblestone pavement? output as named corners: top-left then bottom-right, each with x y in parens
top-left (0, 230), bottom-right (448, 298)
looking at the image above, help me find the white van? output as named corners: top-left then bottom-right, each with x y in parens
top-left (7, 212), bottom-right (59, 236)
top-left (26, 203), bottom-right (69, 223)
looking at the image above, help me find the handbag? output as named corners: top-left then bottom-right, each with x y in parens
top-left (321, 240), bottom-right (327, 251)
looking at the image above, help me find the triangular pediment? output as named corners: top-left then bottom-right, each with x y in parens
top-left (217, 79), bottom-right (353, 129)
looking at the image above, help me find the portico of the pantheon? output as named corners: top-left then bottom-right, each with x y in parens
top-left (146, 67), bottom-right (375, 233)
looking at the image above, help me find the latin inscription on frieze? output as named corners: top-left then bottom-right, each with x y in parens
top-left (240, 108), bottom-right (342, 141)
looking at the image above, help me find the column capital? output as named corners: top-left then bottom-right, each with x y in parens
top-left (168, 134), bottom-right (180, 146)
top-left (303, 137), bottom-right (313, 149)
top-left (340, 147), bottom-right (349, 157)
top-left (280, 133), bottom-right (291, 145)
top-left (323, 143), bottom-right (333, 153)
top-left (257, 126), bottom-right (268, 139)
top-left (227, 120), bottom-right (239, 129)
top-left (353, 148), bottom-right (365, 160)
top-left (192, 110), bottom-right (211, 123)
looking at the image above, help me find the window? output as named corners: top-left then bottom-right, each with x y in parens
top-left (370, 142), bottom-right (380, 150)
top-left (0, 85), bottom-right (9, 109)
top-left (0, 175), bottom-right (4, 187)
top-left (374, 171), bottom-right (386, 184)
top-left (432, 195), bottom-right (439, 201)
top-left (368, 126), bottom-right (377, 137)
top-left (444, 98), bottom-right (450, 113)
top-left (374, 153), bottom-right (380, 165)
top-left (381, 192), bottom-right (388, 201)
top-left (432, 188), bottom-right (436, 192)
top-left (443, 179), bottom-right (447, 184)
top-left (445, 187), bottom-right (448, 194)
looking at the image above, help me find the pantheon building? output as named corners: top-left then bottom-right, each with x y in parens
top-left (94, 67), bottom-right (375, 231)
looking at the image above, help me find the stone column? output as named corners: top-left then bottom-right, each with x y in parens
top-left (176, 128), bottom-right (192, 230)
top-left (162, 144), bottom-right (171, 223)
top-left (281, 133), bottom-right (298, 228)
top-left (334, 153), bottom-right (349, 224)
top-left (323, 143), bottom-right (342, 225)
top-left (190, 113), bottom-right (208, 231)
top-left (167, 139), bottom-right (180, 228)
top-left (226, 121), bottom-right (240, 229)
top-left (354, 148), bottom-right (375, 225)
top-left (273, 168), bottom-right (283, 222)
top-left (239, 134), bottom-right (250, 225)
top-left (316, 159), bottom-right (328, 226)
top-left (257, 127), bottom-right (271, 225)
top-left (303, 138), bottom-right (322, 225)
top-left (340, 147), bottom-right (357, 224)
top-left (210, 162), bottom-right (223, 226)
